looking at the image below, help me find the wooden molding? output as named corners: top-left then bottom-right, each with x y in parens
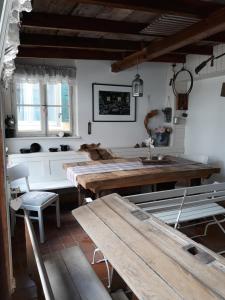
top-left (111, 7), bottom-right (225, 72)
top-left (18, 46), bottom-right (186, 63)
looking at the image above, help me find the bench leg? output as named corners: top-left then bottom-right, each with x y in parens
top-left (110, 269), bottom-right (127, 293)
top-left (92, 248), bottom-right (112, 288)
top-left (191, 215), bottom-right (225, 239)
top-left (56, 197), bottom-right (61, 228)
top-left (213, 215), bottom-right (225, 234)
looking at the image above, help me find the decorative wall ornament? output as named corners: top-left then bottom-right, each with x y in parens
top-left (170, 64), bottom-right (193, 97)
top-left (14, 64), bottom-right (76, 84)
top-left (1, 0), bottom-right (32, 86)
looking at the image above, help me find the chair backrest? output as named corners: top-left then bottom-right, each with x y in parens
top-left (180, 153), bottom-right (209, 164)
top-left (7, 164), bottom-right (30, 191)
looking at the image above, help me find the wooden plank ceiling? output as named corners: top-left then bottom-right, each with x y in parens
top-left (18, 0), bottom-right (225, 71)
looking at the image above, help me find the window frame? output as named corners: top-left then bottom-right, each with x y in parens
top-left (12, 80), bottom-right (74, 137)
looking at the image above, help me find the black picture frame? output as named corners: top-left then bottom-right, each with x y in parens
top-left (92, 83), bottom-right (137, 122)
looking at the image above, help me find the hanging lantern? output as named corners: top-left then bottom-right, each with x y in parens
top-left (132, 73), bottom-right (144, 97)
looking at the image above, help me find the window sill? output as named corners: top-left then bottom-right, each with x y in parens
top-left (6, 136), bottom-right (81, 141)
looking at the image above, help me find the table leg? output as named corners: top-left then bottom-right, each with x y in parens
top-left (77, 185), bottom-right (86, 206)
top-left (190, 178), bottom-right (201, 186)
top-left (156, 181), bottom-right (176, 191)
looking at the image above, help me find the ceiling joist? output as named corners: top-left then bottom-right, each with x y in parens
top-left (73, 0), bottom-right (223, 18)
top-left (22, 12), bottom-right (159, 36)
top-left (17, 46), bottom-right (186, 63)
top-left (111, 7), bottom-right (225, 72)
top-left (20, 33), bottom-right (213, 56)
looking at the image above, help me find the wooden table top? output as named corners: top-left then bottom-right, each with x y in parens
top-left (64, 157), bottom-right (220, 193)
top-left (73, 194), bottom-right (225, 300)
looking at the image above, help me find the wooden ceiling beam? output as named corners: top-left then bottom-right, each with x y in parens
top-left (205, 31), bottom-right (225, 43)
top-left (111, 7), bottom-right (225, 72)
top-left (20, 33), bottom-right (213, 56)
top-left (17, 46), bottom-right (186, 63)
top-left (21, 12), bottom-right (157, 36)
top-left (74, 0), bottom-right (223, 18)
top-left (20, 33), bottom-right (142, 51)
top-left (174, 45), bottom-right (213, 56)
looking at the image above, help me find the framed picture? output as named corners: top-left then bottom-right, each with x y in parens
top-left (92, 83), bottom-right (136, 122)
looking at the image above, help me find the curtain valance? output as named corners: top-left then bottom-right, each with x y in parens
top-left (14, 64), bottom-right (76, 85)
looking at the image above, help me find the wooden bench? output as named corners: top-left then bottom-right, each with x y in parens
top-left (125, 182), bottom-right (225, 235)
top-left (24, 210), bottom-right (128, 300)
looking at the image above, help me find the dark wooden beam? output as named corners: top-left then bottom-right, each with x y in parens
top-left (174, 45), bottom-right (213, 56)
top-left (21, 12), bottom-right (159, 36)
top-left (18, 46), bottom-right (128, 60)
top-left (20, 33), bottom-right (213, 56)
top-left (111, 7), bottom-right (225, 72)
top-left (20, 33), bottom-right (143, 51)
top-left (75, 0), bottom-right (224, 18)
top-left (17, 46), bottom-right (186, 63)
top-left (205, 31), bottom-right (225, 43)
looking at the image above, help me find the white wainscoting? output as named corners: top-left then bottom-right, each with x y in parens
top-left (8, 146), bottom-right (183, 190)
top-left (8, 151), bottom-right (90, 190)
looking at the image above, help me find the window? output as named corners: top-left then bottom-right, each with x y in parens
top-left (14, 81), bottom-right (73, 136)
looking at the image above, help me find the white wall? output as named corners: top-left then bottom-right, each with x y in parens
top-left (184, 46), bottom-right (225, 181)
top-left (6, 59), bottom-right (174, 153)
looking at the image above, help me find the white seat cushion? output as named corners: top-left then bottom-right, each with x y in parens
top-left (21, 191), bottom-right (57, 207)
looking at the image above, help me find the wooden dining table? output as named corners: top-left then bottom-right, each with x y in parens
top-left (72, 193), bottom-right (225, 300)
top-left (64, 156), bottom-right (220, 206)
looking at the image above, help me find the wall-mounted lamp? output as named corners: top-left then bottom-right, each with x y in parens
top-left (132, 57), bottom-right (143, 97)
top-left (221, 83), bottom-right (225, 97)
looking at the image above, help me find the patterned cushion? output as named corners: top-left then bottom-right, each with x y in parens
top-left (20, 191), bottom-right (57, 207)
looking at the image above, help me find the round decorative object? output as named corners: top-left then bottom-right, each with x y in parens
top-left (170, 66), bottom-right (193, 97)
top-left (144, 110), bottom-right (158, 135)
top-left (30, 143), bottom-right (41, 153)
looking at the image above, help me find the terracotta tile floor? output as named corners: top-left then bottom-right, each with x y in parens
top-left (11, 201), bottom-right (225, 300)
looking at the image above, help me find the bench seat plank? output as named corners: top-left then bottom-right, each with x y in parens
top-left (44, 246), bottom-right (111, 300)
top-left (151, 203), bottom-right (225, 224)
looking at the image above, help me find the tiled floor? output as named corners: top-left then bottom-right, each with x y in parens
top-left (11, 201), bottom-right (225, 300)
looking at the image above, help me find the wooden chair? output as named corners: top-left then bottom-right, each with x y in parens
top-left (8, 163), bottom-right (60, 243)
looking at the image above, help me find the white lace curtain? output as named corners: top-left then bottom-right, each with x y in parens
top-left (2, 0), bottom-right (32, 85)
top-left (14, 64), bottom-right (76, 85)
